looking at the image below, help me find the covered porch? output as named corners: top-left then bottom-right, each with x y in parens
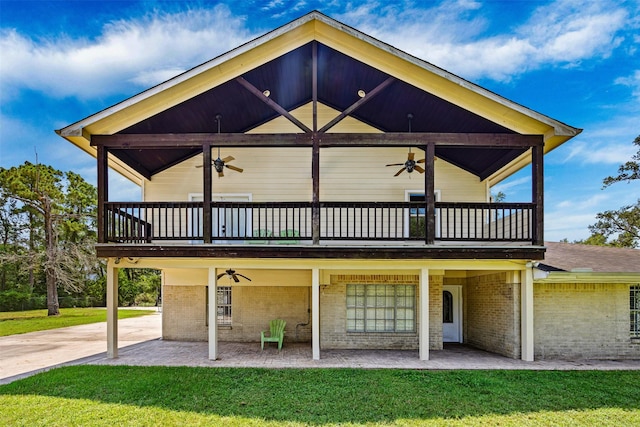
top-left (104, 259), bottom-right (537, 363)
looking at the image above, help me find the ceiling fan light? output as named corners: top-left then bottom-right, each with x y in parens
top-left (263, 89), bottom-right (271, 97)
top-left (357, 89), bottom-right (366, 98)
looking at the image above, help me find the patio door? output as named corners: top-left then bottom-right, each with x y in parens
top-left (190, 193), bottom-right (251, 242)
top-left (443, 285), bottom-right (462, 343)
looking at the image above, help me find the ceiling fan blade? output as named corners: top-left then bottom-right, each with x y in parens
top-left (225, 164), bottom-right (244, 173)
top-left (386, 163), bottom-right (404, 167)
top-left (414, 165), bottom-right (425, 174)
top-left (195, 164), bottom-right (204, 168)
top-left (222, 156), bottom-right (235, 163)
top-left (232, 274), bottom-right (240, 283)
top-left (216, 272), bottom-right (226, 280)
top-left (394, 167), bottom-right (406, 177)
top-left (417, 158), bottom-right (426, 163)
top-left (408, 152), bottom-right (415, 161)
top-left (218, 170), bottom-right (224, 177)
top-left (236, 273), bottom-right (252, 281)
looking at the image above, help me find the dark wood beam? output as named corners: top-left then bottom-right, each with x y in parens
top-left (202, 143), bottom-right (212, 244)
top-left (97, 145), bottom-right (108, 244)
top-left (236, 77), bottom-right (312, 133)
top-left (95, 244), bottom-right (546, 260)
top-left (312, 42), bottom-right (320, 245)
top-left (318, 133), bottom-right (544, 148)
top-left (532, 144), bottom-right (544, 245)
top-left (312, 41), bottom-right (318, 133)
top-left (318, 77), bottom-right (395, 133)
top-left (92, 132), bottom-right (542, 149)
top-left (92, 133), bottom-right (312, 148)
top-left (425, 143), bottom-right (436, 245)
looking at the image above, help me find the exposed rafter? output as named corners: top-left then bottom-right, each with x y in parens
top-left (236, 76), bottom-right (312, 133)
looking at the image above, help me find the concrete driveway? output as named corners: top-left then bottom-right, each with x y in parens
top-left (0, 311), bottom-right (161, 384)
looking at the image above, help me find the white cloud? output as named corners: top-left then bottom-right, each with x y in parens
top-left (336, 0), bottom-right (629, 81)
top-left (0, 5), bottom-right (254, 101)
top-left (615, 70), bottom-right (640, 101)
top-left (565, 140), bottom-right (637, 165)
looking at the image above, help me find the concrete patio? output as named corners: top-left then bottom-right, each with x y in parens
top-left (2, 312), bottom-right (639, 386)
top-left (91, 339), bottom-right (640, 371)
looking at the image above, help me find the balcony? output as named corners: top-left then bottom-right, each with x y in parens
top-left (103, 201), bottom-right (536, 247)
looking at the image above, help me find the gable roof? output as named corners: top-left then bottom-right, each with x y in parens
top-left (56, 11), bottom-right (581, 186)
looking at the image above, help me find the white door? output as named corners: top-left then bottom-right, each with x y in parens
top-left (190, 193), bottom-right (251, 242)
top-left (442, 285), bottom-right (462, 343)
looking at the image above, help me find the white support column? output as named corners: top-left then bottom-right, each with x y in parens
top-left (521, 266), bottom-right (535, 361)
top-left (208, 267), bottom-right (218, 360)
top-left (312, 268), bottom-right (320, 360)
top-left (419, 267), bottom-right (430, 361)
top-left (106, 258), bottom-right (119, 359)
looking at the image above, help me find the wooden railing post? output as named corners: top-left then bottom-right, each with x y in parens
top-left (203, 143), bottom-right (212, 244)
top-left (425, 143), bottom-right (436, 244)
top-left (532, 139), bottom-right (544, 245)
top-left (97, 145), bottom-right (108, 244)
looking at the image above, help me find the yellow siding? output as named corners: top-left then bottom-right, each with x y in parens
top-left (144, 103), bottom-right (486, 203)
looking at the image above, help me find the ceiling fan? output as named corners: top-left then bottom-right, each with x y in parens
top-left (385, 113), bottom-right (426, 176)
top-left (386, 149), bottom-right (425, 176)
top-left (196, 114), bottom-right (244, 177)
top-left (216, 268), bottom-right (252, 283)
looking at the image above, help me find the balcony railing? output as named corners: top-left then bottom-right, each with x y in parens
top-left (104, 201), bottom-right (535, 245)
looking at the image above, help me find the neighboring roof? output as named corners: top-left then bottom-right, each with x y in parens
top-left (535, 242), bottom-right (640, 284)
top-left (56, 11), bottom-right (581, 186)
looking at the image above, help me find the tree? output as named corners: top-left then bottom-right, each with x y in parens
top-left (586, 201), bottom-right (640, 248)
top-left (602, 135), bottom-right (640, 187)
top-left (0, 162), bottom-right (98, 315)
top-left (581, 135), bottom-right (640, 248)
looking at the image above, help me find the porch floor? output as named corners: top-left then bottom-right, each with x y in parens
top-left (92, 340), bottom-right (640, 370)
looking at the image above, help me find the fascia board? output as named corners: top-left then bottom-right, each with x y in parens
top-left (534, 271), bottom-right (640, 284)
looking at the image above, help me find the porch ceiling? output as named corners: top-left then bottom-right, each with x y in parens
top-left (114, 42), bottom-right (524, 180)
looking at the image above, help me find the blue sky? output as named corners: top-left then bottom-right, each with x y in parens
top-left (1, 0), bottom-right (639, 241)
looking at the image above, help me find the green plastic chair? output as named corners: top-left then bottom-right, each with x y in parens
top-left (261, 319), bottom-right (286, 350)
top-left (277, 229), bottom-right (300, 244)
top-left (252, 229), bottom-right (272, 244)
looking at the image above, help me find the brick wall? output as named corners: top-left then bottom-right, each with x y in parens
top-left (320, 274), bottom-right (443, 350)
top-left (534, 283), bottom-right (640, 359)
top-left (162, 284), bottom-right (311, 343)
top-left (220, 286), bottom-right (311, 343)
top-left (465, 272), bottom-right (520, 358)
top-left (162, 285), bottom-right (208, 341)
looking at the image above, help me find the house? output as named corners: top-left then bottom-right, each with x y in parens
top-left (534, 242), bottom-right (640, 359)
top-left (56, 11), bottom-right (606, 363)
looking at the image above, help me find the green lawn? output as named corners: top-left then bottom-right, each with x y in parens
top-left (0, 308), bottom-right (155, 336)
top-left (1, 366), bottom-right (638, 426)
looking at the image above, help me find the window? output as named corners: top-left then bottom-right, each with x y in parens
top-left (205, 286), bottom-right (232, 327)
top-left (405, 191), bottom-right (440, 239)
top-left (631, 286), bottom-right (640, 338)
top-left (346, 284), bottom-right (415, 332)
top-left (443, 290), bottom-right (453, 323)
top-left (217, 286), bottom-right (232, 326)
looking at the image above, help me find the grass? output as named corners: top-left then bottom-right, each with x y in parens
top-left (0, 308), bottom-right (155, 336)
top-left (0, 366), bottom-right (638, 426)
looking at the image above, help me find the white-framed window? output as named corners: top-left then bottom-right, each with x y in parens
top-left (631, 285), bottom-right (640, 338)
top-left (205, 285), bottom-right (232, 327)
top-left (346, 284), bottom-right (415, 332)
top-left (217, 286), bottom-right (232, 326)
top-left (404, 190), bottom-right (440, 238)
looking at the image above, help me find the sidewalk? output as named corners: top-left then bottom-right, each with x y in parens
top-left (0, 311), bottom-right (161, 384)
